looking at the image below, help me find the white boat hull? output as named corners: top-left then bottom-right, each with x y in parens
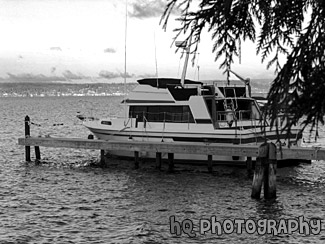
top-left (84, 118), bottom-right (301, 163)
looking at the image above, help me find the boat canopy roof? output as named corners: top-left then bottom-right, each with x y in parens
top-left (137, 78), bottom-right (202, 89)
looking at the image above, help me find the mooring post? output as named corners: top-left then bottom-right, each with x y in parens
top-left (207, 155), bottom-right (213, 173)
top-left (24, 115), bottom-right (31, 162)
top-left (167, 153), bottom-right (174, 173)
top-left (156, 152), bottom-right (162, 170)
top-left (264, 143), bottom-right (277, 199)
top-left (246, 156), bottom-right (253, 176)
top-left (251, 143), bottom-right (268, 199)
top-left (100, 149), bottom-right (105, 166)
top-left (134, 151), bottom-right (139, 169)
top-left (35, 146), bottom-right (41, 162)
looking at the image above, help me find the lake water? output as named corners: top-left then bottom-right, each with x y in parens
top-left (1, 96), bottom-right (325, 243)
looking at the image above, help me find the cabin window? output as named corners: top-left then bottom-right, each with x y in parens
top-left (129, 106), bottom-right (147, 122)
top-left (129, 106), bottom-right (194, 123)
top-left (205, 98), bottom-right (213, 118)
top-left (101, 121), bottom-right (112, 125)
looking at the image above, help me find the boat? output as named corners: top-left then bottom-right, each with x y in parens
top-left (81, 40), bottom-right (302, 163)
top-left (81, 77), bottom-right (302, 162)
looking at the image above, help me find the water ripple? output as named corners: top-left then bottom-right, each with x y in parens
top-left (0, 96), bottom-right (325, 243)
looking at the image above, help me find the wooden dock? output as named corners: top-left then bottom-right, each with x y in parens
top-left (17, 115), bottom-right (325, 200)
top-left (17, 136), bottom-right (325, 161)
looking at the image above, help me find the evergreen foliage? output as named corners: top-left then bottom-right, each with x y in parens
top-left (161, 0), bottom-right (325, 136)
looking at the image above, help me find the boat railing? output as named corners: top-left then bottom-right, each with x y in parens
top-left (130, 111), bottom-right (193, 124)
top-left (217, 110), bottom-right (253, 122)
top-left (216, 109), bottom-right (261, 144)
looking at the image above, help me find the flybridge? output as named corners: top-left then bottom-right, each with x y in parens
top-left (137, 78), bottom-right (202, 89)
top-left (136, 77), bottom-right (250, 101)
top-left (136, 78), bottom-right (217, 101)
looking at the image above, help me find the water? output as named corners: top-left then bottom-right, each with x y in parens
top-left (1, 96), bottom-right (325, 243)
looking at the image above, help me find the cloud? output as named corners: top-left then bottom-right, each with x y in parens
top-left (129, 0), bottom-right (166, 19)
top-left (2, 70), bottom-right (135, 83)
top-left (50, 47), bottom-right (62, 51)
top-left (5, 71), bottom-right (90, 82)
top-left (62, 70), bottom-right (86, 80)
top-left (6, 73), bottom-right (66, 82)
top-left (98, 70), bottom-right (120, 79)
top-left (121, 72), bottom-right (134, 78)
top-left (99, 70), bottom-right (134, 79)
top-left (104, 48), bottom-right (116, 53)
top-left (51, 67), bottom-right (56, 74)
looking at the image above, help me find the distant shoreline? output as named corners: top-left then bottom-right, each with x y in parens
top-left (0, 79), bottom-right (270, 98)
top-left (0, 82), bottom-right (137, 98)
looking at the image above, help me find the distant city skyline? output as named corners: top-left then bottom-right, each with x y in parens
top-left (0, 0), bottom-right (279, 83)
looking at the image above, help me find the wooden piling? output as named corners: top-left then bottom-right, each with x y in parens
top-left (156, 152), bottom-right (162, 170)
top-left (264, 143), bottom-right (277, 199)
top-left (35, 146), bottom-right (41, 161)
top-left (100, 149), bottom-right (105, 165)
top-left (251, 142), bottom-right (277, 200)
top-left (207, 155), bottom-right (213, 173)
top-left (246, 156), bottom-right (253, 176)
top-left (251, 157), bottom-right (264, 199)
top-left (251, 143), bottom-right (268, 199)
top-left (134, 151), bottom-right (139, 169)
top-left (24, 115), bottom-right (31, 162)
top-left (168, 153), bottom-right (174, 173)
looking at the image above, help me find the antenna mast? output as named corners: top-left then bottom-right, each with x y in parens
top-left (123, 0), bottom-right (128, 121)
top-left (154, 32), bottom-right (159, 87)
top-left (180, 34), bottom-right (192, 87)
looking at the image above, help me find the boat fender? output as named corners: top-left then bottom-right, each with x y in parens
top-left (226, 109), bottom-right (234, 127)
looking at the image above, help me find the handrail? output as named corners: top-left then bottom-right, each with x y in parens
top-left (217, 110), bottom-right (252, 122)
top-left (130, 111), bottom-right (193, 123)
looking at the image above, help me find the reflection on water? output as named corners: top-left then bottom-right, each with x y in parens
top-left (0, 96), bottom-right (325, 243)
top-left (255, 199), bottom-right (285, 220)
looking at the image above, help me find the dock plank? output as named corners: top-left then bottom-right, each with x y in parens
top-left (18, 137), bottom-right (260, 157)
top-left (18, 137), bottom-right (325, 160)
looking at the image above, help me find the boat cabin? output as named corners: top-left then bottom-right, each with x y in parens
top-left (125, 78), bottom-right (261, 129)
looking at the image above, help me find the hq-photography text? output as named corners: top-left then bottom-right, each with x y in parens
top-left (169, 216), bottom-right (323, 237)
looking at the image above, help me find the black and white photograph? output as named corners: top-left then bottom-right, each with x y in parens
top-left (0, 0), bottom-right (325, 243)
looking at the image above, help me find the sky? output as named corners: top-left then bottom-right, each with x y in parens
top-left (0, 0), bottom-right (278, 83)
